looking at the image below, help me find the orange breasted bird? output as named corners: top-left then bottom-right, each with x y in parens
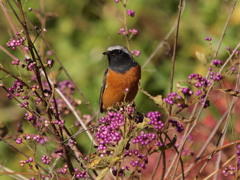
top-left (99, 45), bottom-right (141, 113)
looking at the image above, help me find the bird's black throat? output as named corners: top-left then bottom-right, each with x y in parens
top-left (106, 49), bottom-right (138, 74)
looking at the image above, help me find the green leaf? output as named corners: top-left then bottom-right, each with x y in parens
top-left (113, 138), bottom-right (129, 156)
top-left (136, 117), bottom-right (149, 130)
top-left (96, 167), bottom-right (110, 180)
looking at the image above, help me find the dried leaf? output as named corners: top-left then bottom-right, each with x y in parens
top-left (88, 156), bottom-right (111, 169)
top-left (151, 95), bottom-right (168, 113)
top-left (219, 89), bottom-right (240, 97)
top-left (195, 51), bottom-right (207, 64)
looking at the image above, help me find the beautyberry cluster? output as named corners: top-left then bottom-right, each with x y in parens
top-left (209, 69), bottom-right (223, 81)
top-left (205, 37), bottom-right (212, 41)
top-left (96, 111), bottom-right (124, 153)
top-left (124, 150), bottom-right (148, 173)
top-left (6, 33), bottom-right (25, 50)
top-left (20, 157), bottom-right (33, 167)
top-left (41, 155), bottom-right (52, 164)
top-left (163, 92), bottom-right (185, 108)
top-left (188, 73), bottom-right (210, 88)
top-left (115, 1), bottom-right (141, 57)
top-left (15, 137), bottom-right (23, 144)
top-left (222, 166), bottom-right (237, 177)
top-left (7, 80), bottom-right (24, 99)
top-left (181, 88), bottom-right (193, 96)
top-left (169, 119), bottom-right (184, 133)
top-left (127, 9), bottom-right (135, 17)
top-left (132, 131), bottom-right (156, 145)
top-left (212, 59), bottom-right (223, 66)
top-left (74, 169), bottom-right (87, 178)
top-left (118, 28), bottom-right (138, 36)
top-left (112, 166), bottom-right (129, 177)
top-left (23, 58), bottom-right (36, 71)
top-left (11, 59), bottom-right (20, 65)
top-left (147, 111), bottom-right (164, 130)
top-left (23, 134), bottom-right (47, 145)
top-left (58, 165), bottom-right (68, 174)
top-left (131, 49), bottom-right (141, 57)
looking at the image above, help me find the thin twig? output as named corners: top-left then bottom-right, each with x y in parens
top-left (213, 0), bottom-right (237, 59)
top-left (169, 0), bottom-right (184, 96)
top-left (175, 140), bottom-right (240, 179)
top-left (169, 41), bottom-right (240, 179)
top-left (203, 155), bottom-right (236, 180)
top-left (142, 1), bottom-right (185, 69)
top-left (55, 86), bottom-right (97, 145)
top-left (151, 153), bottom-right (162, 180)
top-left (0, 165), bottom-right (29, 180)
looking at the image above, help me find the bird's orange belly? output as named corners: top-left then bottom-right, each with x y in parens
top-left (102, 65), bottom-right (141, 111)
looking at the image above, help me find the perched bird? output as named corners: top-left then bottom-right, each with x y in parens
top-left (99, 45), bottom-right (141, 113)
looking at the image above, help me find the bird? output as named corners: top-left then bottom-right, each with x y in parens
top-left (99, 45), bottom-right (141, 113)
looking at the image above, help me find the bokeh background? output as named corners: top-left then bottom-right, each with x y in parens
top-left (1, 0), bottom-right (240, 113)
top-left (0, 0), bottom-right (240, 179)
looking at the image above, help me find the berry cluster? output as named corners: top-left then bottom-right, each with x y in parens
top-left (46, 59), bottom-right (54, 68)
top-left (222, 166), bottom-right (237, 177)
top-left (131, 49), bottom-right (141, 57)
top-left (24, 113), bottom-right (36, 122)
top-left (7, 80), bottom-right (24, 99)
top-left (115, 1), bottom-right (141, 57)
top-left (58, 165), bottom-right (68, 174)
top-left (118, 28), bottom-right (138, 36)
top-left (112, 166), bottom-right (129, 177)
top-left (163, 92), bottom-right (184, 107)
top-left (23, 58), bottom-right (36, 71)
top-left (53, 147), bottom-right (64, 157)
top-left (155, 140), bottom-right (164, 147)
top-left (127, 9), bottom-right (135, 17)
top-left (129, 28), bottom-right (138, 35)
top-left (20, 157), bottom-right (33, 167)
top-left (74, 169), bottom-right (87, 178)
top-left (147, 111), bottom-right (164, 130)
top-left (169, 119), bottom-right (184, 133)
top-left (132, 131), bottom-right (156, 145)
top-left (6, 33), bottom-right (25, 50)
top-left (205, 37), bottom-right (212, 41)
top-left (212, 59), bottom-right (223, 66)
top-left (41, 155), bottom-right (52, 164)
top-left (125, 106), bottom-right (135, 115)
top-left (11, 59), bottom-right (20, 65)
top-left (124, 150), bottom-right (148, 173)
top-left (15, 137), bottom-right (23, 144)
top-left (96, 111), bottom-right (124, 153)
top-left (23, 134), bottom-right (48, 145)
top-left (209, 70), bottom-right (223, 81)
top-left (200, 95), bottom-right (210, 108)
top-left (181, 88), bottom-right (193, 96)
top-left (188, 73), bottom-right (210, 88)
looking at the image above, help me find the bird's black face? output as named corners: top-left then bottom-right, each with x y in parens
top-left (103, 46), bottom-right (138, 74)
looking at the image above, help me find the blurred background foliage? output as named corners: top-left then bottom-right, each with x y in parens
top-left (0, 0), bottom-right (240, 178)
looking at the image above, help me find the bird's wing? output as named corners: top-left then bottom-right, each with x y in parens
top-left (99, 68), bottom-right (108, 113)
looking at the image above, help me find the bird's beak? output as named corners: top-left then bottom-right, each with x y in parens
top-left (103, 51), bottom-right (108, 55)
